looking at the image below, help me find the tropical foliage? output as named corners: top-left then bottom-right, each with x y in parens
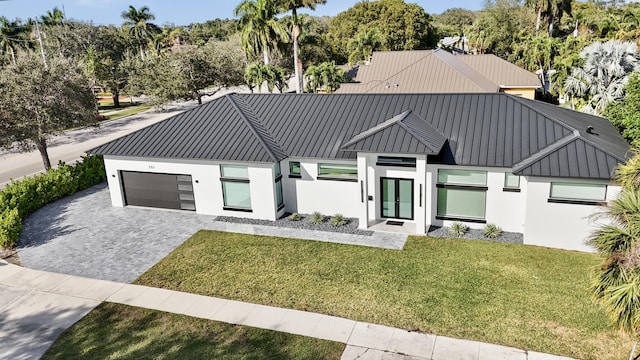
top-left (606, 74), bottom-right (640, 148)
top-left (244, 62), bottom-right (289, 93)
top-left (235, 0), bottom-right (288, 65)
top-left (304, 61), bottom-right (344, 93)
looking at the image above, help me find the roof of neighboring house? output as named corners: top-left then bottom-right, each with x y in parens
top-left (89, 93), bottom-right (630, 180)
top-left (338, 50), bottom-right (541, 94)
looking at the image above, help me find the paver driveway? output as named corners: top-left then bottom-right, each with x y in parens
top-left (18, 183), bottom-right (214, 283)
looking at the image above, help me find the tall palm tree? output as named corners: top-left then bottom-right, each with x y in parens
top-left (235, 0), bottom-right (289, 65)
top-left (275, 0), bottom-right (326, 94)
top-left (41, 7), bottom-right (64, 27)
top-left (121, 5), bottom-right (157, 60)
top-left (0, 17), bottom-right (24, 66)
top-left (589, 152), bottom-right (640, 359)
top-left (564, 40), bottom-right (639, 114)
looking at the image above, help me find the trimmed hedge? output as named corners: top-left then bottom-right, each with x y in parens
top-left (0, 155), bottom-right (106, 249)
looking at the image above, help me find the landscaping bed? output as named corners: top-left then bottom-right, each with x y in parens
top-left (215, 213), bottom-right (374, 236)
top-left (134, 231), bottom-right (631, 360)
top-left (43, 303), bottom-right (343, 360)
top-left (427, 226), bottom-right (523, 244)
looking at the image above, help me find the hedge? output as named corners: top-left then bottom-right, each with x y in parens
top-left (0, 155), bottom-right (106, 249)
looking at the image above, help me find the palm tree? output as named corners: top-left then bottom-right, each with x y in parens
top-left (41, 7), bottom-right (64, 27)
top-left (589, 152), bottom-right (640, 359)
top-left (275, 0), bottom-right (326, 94)
top-left (235, 0), bottom-right (289, 65)
top-left (304, 61), bottom-right (344, 93)
top-left (564, 40), bottom-right (639, 114)
top-left (0, 17), bottom-right (24, 66)
top-left (347, 27), bottom-right (382, 66)
top-left (121, 5), bottom-right (157, 60)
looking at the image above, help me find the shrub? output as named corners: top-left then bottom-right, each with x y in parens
top-left (0, 155), bottom-right (106, 249)
top-left (310, 211), bottom-right (324, 225)
top-left (449, 222), bottom-right (469, 237)
top-left (288, 213), bottom-right (301, 221)
top-left (483, 223), bottom-right (503, 239)
top-left (331, 213), bottom-right (347, 227)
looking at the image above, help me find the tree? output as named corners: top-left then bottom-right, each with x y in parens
top-left (564, 40), bottom-right (639, 114)
top-left (41, 7), bottom-right (65, 27)
top-left (605, 73), bottom-right (640, 148)
top-left (304, 61), bottom-right (345, 93)
top-left (121, 5), bottom-right (157, 60)
top-left (0, 52), bottom-right (96, 170)
top-left (244, 62), bottom-right (289, 93)
top-left (0, 17), bottom-right (26, 66)
top-left (235, 0), bottom-right (289, 65)
top-left (328, 0), bottom-right (437, 63)
top-left (432, 8), bottom-right (476, 38)
top-left (589, 151), bottom-right (640, 359)
top-left (347, 27), bottom-right (382, 65)
top-left (126, 38), bottom-right (246, 105)
top-left (275, 0), bottom-right (326, 94)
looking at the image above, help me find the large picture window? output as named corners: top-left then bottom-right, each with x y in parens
top-left (221, 165), bottom-right (252, 212)
top-left (436, 169), bottom-right (487, 222)
top-left (317, 163), bottom-right (357, 181)
top-left (549, 182), bottom-right (607, 205)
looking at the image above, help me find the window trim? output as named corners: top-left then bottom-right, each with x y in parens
top-left (547, 182), bottom-right (608, 206)
top-left (503, 172), bottom-right (521, 192)
top-left (317, 163), bottom-right (358, 182)
top-left (289, 161), bottom-right (301, 179)
top-left (376, 156), bottom-right (417, 168)
top-left (220, 164), bottom-right (249, 179)
top-left (275, 176), bottom-right (284, 211)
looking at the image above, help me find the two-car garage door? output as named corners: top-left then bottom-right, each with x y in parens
top-left (121, 171), bottom-right (196, 211)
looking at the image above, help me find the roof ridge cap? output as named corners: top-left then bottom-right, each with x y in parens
top-left (512, 132), bottom-right (579, 173)
top-left (432, 50), bottom-right (498, 92)
top-left (226, 94), bottom-right (278, 162)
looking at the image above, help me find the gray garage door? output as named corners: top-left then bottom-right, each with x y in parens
top-left (121, 171), bottom-right (196, 211)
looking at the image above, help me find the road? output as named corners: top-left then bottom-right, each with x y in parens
top-left (0, 89), bottom-right (240, 187)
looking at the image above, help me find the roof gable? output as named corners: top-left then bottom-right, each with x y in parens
top-left (341, 110), bottom-right (447, 154)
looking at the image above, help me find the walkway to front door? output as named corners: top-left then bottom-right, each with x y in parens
top-left (381, 178), bottom-right (413, 220)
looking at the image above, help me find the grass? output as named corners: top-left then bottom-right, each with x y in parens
top-left (103, 104), bottom-right (152, 121)
top-left (134, 231), bottom-right (633, 360)
top-left (98, 101), bottom-right (138, 111)
top-left (43, 303), bottom-right (344, 360)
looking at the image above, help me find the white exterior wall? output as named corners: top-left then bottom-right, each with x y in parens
top-left (427, 164), bottom-right (526, 233)
top-left (281, 158), bottom-right (360, 217)
top-left (360, 153), bottom-right (428, 234)
top-left (103, 156), bottom-right (278, 220)
top-left (523, 177), bottom-right (620, 252)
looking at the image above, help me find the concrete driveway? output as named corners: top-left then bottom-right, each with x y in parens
top-left (17, 183), bottom-right (215, 283)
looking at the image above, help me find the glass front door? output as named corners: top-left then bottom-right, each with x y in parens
top-left (381, 178), bottom-right (414, 220)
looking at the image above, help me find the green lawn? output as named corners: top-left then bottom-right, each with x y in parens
top-left (98, 101), bottom-right (139, 111)
top-left (43, 303), bottom-right (344, 360)
top-left (134, 231), bottom-right (632, 360)
top-left (102, 104), bottom-right (152, 121)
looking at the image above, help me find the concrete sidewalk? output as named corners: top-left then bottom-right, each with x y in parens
top-left (0, 261), bottom-right (574, 360)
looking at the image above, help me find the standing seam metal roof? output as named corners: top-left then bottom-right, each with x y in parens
top-left (89, 93), bottom-right (630, 180)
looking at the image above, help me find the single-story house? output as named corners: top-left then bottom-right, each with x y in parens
top-left (337, 50), bottom-right (542, 99)
top-left (89, 93), bottom-right (629, 252)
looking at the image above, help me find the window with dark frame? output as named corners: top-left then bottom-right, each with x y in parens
top-left (376, 156), bottom-right (417, 167)
top-left (275, 162), bottom-right (284, 210)
top-left (289, 161), bottom-right (301, 178)
top-left (548, 182), bottom-right (607, 205)
top-left (220, 165), bottom-right (252, 212)
top-left (436, 169), bottom-right (488, 222)
top-left (317, 163), bottom-right (357, 181)
top-left (503, 172), bottom-right (521, 192)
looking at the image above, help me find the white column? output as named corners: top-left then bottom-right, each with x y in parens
top-left (357, 154), bottom-right (369, 229)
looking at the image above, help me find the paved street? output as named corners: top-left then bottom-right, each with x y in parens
top-left (0, 88), bottom-right (245, 187)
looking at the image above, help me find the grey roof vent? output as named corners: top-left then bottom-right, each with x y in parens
top-left (586, 126), bottom-right (597, 135)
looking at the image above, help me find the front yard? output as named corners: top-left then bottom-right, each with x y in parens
top-left (134, 231), bottom-right (632, 360)
top-left (43, 303), bottom-right (344, 360)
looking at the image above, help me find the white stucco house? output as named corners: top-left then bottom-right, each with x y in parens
top-left (89, 93), bottom-right (630, 252)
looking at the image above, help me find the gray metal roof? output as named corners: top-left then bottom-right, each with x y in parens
top-left (341, 111), bottom-right (447, 154)
top-left (89, 93), bottom-right (630, 180)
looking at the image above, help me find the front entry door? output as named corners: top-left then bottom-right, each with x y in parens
top-left (381, 178), bottom-right (413, 220)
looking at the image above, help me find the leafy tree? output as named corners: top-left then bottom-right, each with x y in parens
top-left (589, 152), bottom-right (640, 359)
top-left (185, 19), bottom-right (239, 46)
top-left (244, 62), bottom-right (289, 93)
top-left (605, 73), bottom-right (640, 148)
top-left (564, 40), bottom-right (639, 114)
top-left (41, 7), bottom-right (65, 27)
top-left (432, 8), bottom-right (476, 38)
top-left (304, 61), bottom-right (344, 93)
top-left (125, 39), bottom-right (245, 105)
top-left (347, 27), bottom-right (382, 65)
top-left (277, 15), bottom-right (332, 69)
top-left (235, 0), bottom-right (289, 65)
top-left (121, 5), bottom-right (158, 60)
top-left (275, 0), bottom-right (326, 94)
top-left (0, 17), bottom-right (26, 66)
top-left (525, 0), bottom-right (572, 36)
top-left (89, 25), bottom-right (131, 107)
top-left (0, 52), bottom-right (96, 170)
top-left (328, 0), bottom-right (437, 62)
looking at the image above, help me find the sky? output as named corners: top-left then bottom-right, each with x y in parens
top-left (0, 0), bottom-right (483, 26)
